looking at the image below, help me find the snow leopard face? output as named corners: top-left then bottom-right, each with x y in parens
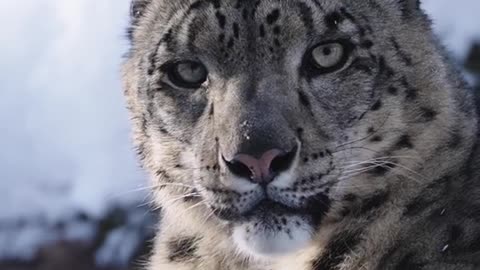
top-left (123, 0), bottom-right (476, 258)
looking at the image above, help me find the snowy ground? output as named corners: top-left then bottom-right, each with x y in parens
top-left (0, 0), bottom-right (479, 267)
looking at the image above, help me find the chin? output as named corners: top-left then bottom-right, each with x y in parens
top-left (232, 219), bottom-right (314, 258)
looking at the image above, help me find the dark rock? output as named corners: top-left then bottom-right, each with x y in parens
top-left (465, 42), bottom-right (480, 75)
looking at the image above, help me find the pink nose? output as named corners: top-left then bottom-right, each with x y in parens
top-left (224, 148), bottom-right (297, 184)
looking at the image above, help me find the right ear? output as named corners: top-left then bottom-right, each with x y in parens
top-left (397, 0), bottom-right (422, 18)
top-left (130, 0), bottom-right (152, 25)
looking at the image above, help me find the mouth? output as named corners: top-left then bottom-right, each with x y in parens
top-left (210, 198), bottom-right (299, 224)
top-left (223, 194), bottom-right (331, 257)
top-left (213, 191), bottom-right (331, 224)
top-left (242, 199), bottom-right (300, 220)
top-left (231, 199), bottom-right (318, 257)
top-left (203, 178), bottom-right (332, 257)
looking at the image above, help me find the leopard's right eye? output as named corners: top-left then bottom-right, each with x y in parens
top-left (302, 39), bottom-right (354, 76)
top-left (311, 42), bottom-right (345, 69)
top-left (166, 61), bottom-right (208, 89)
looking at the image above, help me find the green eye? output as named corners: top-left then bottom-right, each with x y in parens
top-left (168, 61), bottom-right (208, 89)
top-left (304, 40), bottom-right (353, 75)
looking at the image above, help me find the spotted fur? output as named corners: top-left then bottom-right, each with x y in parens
top-left (122, 0), bottom-right (480, 269)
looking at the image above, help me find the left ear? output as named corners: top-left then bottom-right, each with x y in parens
top-left (130, 0), bottom-right (152, 24)
top-left (397, 0), bottom-right (422, 17)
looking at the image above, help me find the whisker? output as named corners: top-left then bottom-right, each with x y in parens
top-left (339, 164), bottom-right (386, 178)
top-left (381, 161), bottom-right (425, 180)
top-left (183, 200), bottom-right (209, 213)
top-left (342, 156), bottom-right (421, 168)
top-left (109, 184), bottom-right (163, 198)
top-left (198, 208), bottom-right (217, 228)
top-left (162, 193), bottom-right (202, 205)
top-left (339, 160), bottom-right (424, 185)
top-left (333, 146), bottom-right (381, 154)
top-left (155, 183), bottom-right (197, 189)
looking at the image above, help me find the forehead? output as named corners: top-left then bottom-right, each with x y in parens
top-left (153, 0), bottom-right (368, 70)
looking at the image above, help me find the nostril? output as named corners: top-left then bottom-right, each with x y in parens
top-left (223, 145), bottom-right (298, 184)
top-left (223, 157), bottom-right (255, 180)
top-left (270, 146), bottom-right (297, 176)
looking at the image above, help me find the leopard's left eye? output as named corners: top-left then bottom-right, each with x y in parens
top-left (306, 41), bottom-right (353, 74)
top-left (167, 61), bottom-right (208, 89)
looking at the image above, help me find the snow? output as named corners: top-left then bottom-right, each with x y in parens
top-left (0, 224), bottom-right (56, 261)
top-left (0, 0), bottom-right (478, 266)
top-left (95, 207), bottom-right (155, 267)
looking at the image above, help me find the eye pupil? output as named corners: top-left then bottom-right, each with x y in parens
top-left (323, 47), bottom-right (332, 56)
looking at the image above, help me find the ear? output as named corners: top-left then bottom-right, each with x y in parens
top-left (127, 0), bottom-right (152, 41)
top-left (397, 0), bottom-right (422, 17)
top-left (130, 0), bottom-right (152, 24)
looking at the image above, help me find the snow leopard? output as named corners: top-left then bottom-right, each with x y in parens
top-left (122, 0), bottom-right (480, 269)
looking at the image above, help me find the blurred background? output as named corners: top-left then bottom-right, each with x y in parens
top-left (0, 1), bottom-right (479, 270)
